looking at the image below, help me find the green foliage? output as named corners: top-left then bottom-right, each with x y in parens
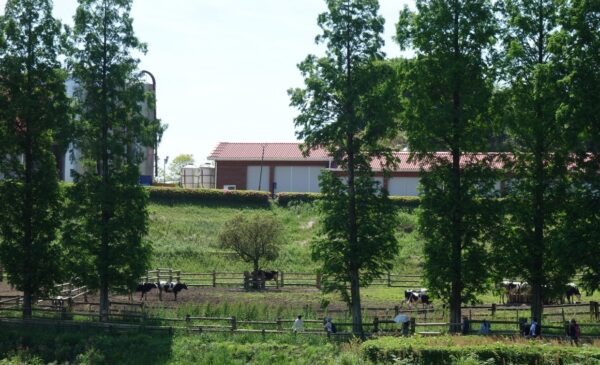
top-left (396, 0), bottom-right (499, 329)
top-left (149, 187), bottom-right (270, 207)
top-left (490, 0), bottom-right (572, 321)
top-left (289, 0), bottom-right (402, 335)
top-left (389, 196), bottom-right (420, 210)
top-left (276, 192), bottom-right (322, 207)
top-left (362, 336), bottom-right (600, 364)
top-left (553, 0), bottom-right (600, 294)
top-left (0, 0), bottom-right (70, 317)
top-left (167, 153), bottom-right (195, 183)
top-left (277, 193), bottom-right (421, 210)
top-left (64, 0), bottom-right (154, 320)
top-left (218, 212), bottom-right (284, 272)
top-left (312, 171), bottom-right (398, 308)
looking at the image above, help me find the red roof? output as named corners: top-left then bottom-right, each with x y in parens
top-left (208, 142), bottom-right (505, 171)
top-left (208, 142), bottom-right (330, 161)
top-left (370, 152), bottom-right (505, 171)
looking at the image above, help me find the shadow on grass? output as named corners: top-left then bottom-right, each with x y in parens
top-left (0, 321), bottom-right (174, 365)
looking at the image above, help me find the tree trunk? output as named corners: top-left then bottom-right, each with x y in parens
top-left (449, 1), bottom-right (463, 333)
top-left (22, 289), bottom-right (32, 319)
top-left (99, 280), bottom-right (109, 322)
top-left (450, 148), bottom-right (462, 333)
top-left (531, 142), bottom-right (545, 324)
top-left (530, 1), bottom-right (546, 326)
top-left (350, 268), bottom-right (363, 337)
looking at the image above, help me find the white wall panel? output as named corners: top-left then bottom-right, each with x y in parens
top-left (247, 166), bottom-right (270, 191)
top-left (388, 177), bottom-right (420, 196)
top-left (274, 166), bottom-right (325, 193)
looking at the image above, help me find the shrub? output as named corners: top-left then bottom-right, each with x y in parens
top-left (389, 196), bottom-right (421, 210)
top-left (276, 192), bottom-right (323, 206)
top-left (148, 187), bottom-right (270, 207)
top-left (361, 337), bottom-right (600, 365)
top-left (277, 192), bottom-right (422, 209)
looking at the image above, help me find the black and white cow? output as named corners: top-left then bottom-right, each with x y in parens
top-left (404, 289), bottom-right (431, 308)
top-left (566, 283), bottom-right (581, 304)
top-left (135, 282), bottom-right (158, 300)
top-left (158, 281), bottom-right (188, 301)
top-left (499, 281), bottom-right (522, 304)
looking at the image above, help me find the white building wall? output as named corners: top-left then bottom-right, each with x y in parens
top-left (247, 166), bottom-right (270, 191)
top-left (388, 177), bottom-right (420, 196)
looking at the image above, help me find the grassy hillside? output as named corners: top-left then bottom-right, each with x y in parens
top-left (146, 202), bottom-right (423, 274)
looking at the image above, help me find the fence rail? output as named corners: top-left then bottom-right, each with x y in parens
top-left (137, 268), bottom-right (423, 290)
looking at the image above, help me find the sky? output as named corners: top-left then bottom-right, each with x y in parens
top-left (0, 0), bottom-right (413, 165)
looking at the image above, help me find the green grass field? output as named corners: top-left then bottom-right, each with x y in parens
top-left (147, 202), bottom-right (422, 274)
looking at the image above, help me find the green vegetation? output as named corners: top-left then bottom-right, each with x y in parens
top-left (147, 202), bottom-right (421, 274)
top-left (149, 187), bottom-right (270, 207)
top-left (362, 336), bottom-right (600, 364)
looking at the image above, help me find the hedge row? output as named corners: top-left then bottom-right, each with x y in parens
top-left (276, 192), bottom-right (421, 210)
top-left (361, 337), bottom-right (600, 365)
top-left (275, 192), bottom-right (323, 206)
top-left (148, 187), bottom-right (270, 207)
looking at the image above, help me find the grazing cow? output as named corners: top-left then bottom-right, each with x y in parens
top-left (500, 281), bottom-right (522, 304)
top-left (566, 283), bottom-right (581, 304)
top-left (404, 289), bottom-right (431, 308)
top-left (158, 281), bottom-right (188, 301)
top-left (135, 282), bottom-right (158, 300)
top-left (255, 270), bottom-right (279, 282)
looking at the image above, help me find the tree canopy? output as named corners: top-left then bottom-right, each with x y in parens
top-left (0, 0), bottom-right (70, 318)
top-left (289, 0), bottom-right (401, 336)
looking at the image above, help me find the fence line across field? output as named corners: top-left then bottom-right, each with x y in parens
top-left (2, 312), bottom-right (600, 340)
top-left (139, 268), bottom-right (422, 289)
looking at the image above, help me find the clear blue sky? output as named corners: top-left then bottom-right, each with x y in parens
top-left (0, 0), bottom-right (413, 165)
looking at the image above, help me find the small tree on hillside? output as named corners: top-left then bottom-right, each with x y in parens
top-left (218, 213), bottom-right (283, 276)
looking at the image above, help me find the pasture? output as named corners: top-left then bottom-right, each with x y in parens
top-left (147, 202), bottom-right (422, 274)
top-left (1, 201), bottom-right (599, 364)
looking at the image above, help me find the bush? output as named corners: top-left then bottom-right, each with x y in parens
top-left (277, 192), bottom-right (421, 209)
top-left (361, 336), bottom-right (600, 365)
top-left (276, 192), bottom-right (323, 206)
top-left (389, 196), bottom-right (421, 210)
top-left (148, 187), bottom-right (270, 207)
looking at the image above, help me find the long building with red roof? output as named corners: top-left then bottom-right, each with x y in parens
top-left (207, 142), bottom-right (501, 195)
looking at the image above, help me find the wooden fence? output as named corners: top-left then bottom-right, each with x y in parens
top-left (139, 268), bottom-right (423, 290)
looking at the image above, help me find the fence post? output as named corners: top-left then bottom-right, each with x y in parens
top-left (231, 316), bottom-right (237, 331)
top-left (561, 308), bottom-right (566, 323)
top-left (394, 305), bottom-right (399, 316)
top-left (280, 272), bottom-right (284, 288)
top-left (277, 318), bottom-right (282, 331)
top-left (316, 273), bottom-right (321, 289)
top-left (176, 271), bottom-right (181, 283)
top-left (410, 317), bottom-right (416, 335)
top-left (212, 271), bottom-right (217, 287)
top-left (387, 272), bottom-right (391, 287)
top-left (596, 302), bottom-right (599, 321)
top-left (373, 316), bottom-right (379, 333)
top-left (491, 303), bottom-right (496, 318)
top-left (168, 268), bottom-right (173, 283)
top-left (156, 268), bottom-right (160, 284)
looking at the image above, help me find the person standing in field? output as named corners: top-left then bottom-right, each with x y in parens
top-left (568, 319), bottom-right (580, 346)
top-left (292, 315), bottom-right (304, 333)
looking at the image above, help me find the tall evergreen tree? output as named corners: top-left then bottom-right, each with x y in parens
top-left (396, 0), bottom-right (499, 332)
top-left (289, 0), bottom-right (401, 336)
top-left (64, 0), bottom-right (155, 321)
top-left (555, 0), bottom-right (600, 292)
top-left (0, 0), bottom-right (70, 318)
top-left (492, 0), bottom-right (570, 323)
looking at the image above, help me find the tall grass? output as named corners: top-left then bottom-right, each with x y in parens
top-left (147, 202), bottom-right (424, 274)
